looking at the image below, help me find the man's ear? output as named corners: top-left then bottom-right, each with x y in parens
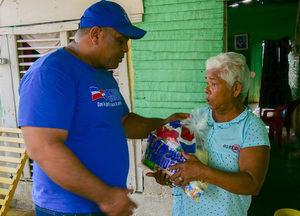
top-left (232, 81), bottom-right (242, 98)
top-left (89, 26), bottom-right (103, 45)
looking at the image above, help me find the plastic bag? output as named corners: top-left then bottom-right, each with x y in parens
top-left (142, 115), bottom-right (210, 200)
top-left (142, 120), bottom-right (187, 176)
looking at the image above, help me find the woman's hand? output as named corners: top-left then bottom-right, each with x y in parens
top-left (146, 168), bottom-right (173, 188)
top-left (169, 152), bottom-right (207, 187)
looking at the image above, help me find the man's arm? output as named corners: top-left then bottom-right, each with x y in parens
top-left (169, 146), bottom-right (270, 195)
top-left (22, 126), bottom-right (137, 216)
top-left (122, 112), bottom-right (189, 139)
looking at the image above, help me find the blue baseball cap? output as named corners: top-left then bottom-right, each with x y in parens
top-left (79, 0), bottom-right (146, 39)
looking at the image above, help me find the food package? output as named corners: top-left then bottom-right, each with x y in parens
top-left (142, 120), bottom-right (209, 200)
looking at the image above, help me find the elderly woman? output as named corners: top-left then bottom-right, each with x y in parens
top-left (147, 52), bottom-right (270, 216)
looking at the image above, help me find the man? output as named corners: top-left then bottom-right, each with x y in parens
top-left (18, 1), bottom-right (188, 216)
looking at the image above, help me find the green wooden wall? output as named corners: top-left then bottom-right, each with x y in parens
top-left (131, 0), bottom-right (224, 118)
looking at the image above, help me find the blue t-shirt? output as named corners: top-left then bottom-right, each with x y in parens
top-left (172, 107), bottom-right (270, 216)
top-left (18, 48), bottom-right (129, 213)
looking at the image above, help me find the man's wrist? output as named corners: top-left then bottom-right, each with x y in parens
top-left (93, 183), bottom-right (112, 204)
top-left (163, 116), bottom-right (174, 125)
top-left (159, 118), bottom-right (166, 126)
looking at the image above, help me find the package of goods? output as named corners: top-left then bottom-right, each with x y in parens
top-left (142, 119), bottom-right (209, 200)
top-left (142, 120), bottom-right (190, 175)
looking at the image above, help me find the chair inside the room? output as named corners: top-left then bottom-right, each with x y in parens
top-left (262, 100), bottom-right (300, 148)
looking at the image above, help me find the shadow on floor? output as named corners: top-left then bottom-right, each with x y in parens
top-left (7, 209), bottom-right (34, 216)
top-left (248, 132), bottom-right (300, 216)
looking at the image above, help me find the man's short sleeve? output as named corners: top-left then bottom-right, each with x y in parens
top-left (18, 66), bottom-right (76, 130)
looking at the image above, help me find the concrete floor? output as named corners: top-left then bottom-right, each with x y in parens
top-left (248, 131), bottom-right (300, 215)
top-left (7, 209), bottom-right (34, 216)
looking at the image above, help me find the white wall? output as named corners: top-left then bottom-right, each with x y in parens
top-left (0, 35), bottom-right (19, 128)
top-left (0, 0), bottom-right (144, 27)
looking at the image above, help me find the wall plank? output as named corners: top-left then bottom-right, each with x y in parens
top-left (132, 0), bottom-right (224, 118)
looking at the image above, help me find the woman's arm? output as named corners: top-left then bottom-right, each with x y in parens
top-left (169, 145), bottom-right (270, 195)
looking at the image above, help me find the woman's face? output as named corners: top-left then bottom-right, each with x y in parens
top-left (204, 68), bottom-right (234, 112)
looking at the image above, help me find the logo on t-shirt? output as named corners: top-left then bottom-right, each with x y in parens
top-left (89, 86), bottom-right (122, 107)
top-left (232, 144), bottom-right (241, 153)
top-left (90, 86), bottom-right (105, 101)
top-left (223, 144), bottom-right (241, 153)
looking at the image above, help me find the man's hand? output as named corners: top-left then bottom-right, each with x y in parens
top-left (122, 112), bottom-right (190, 139)
top-left (146, 168), bottom-right (173, 188)
top-left (22, 127), bottom-right (136, 215)
top-left (98, 187), bottom-right (137, 216)
top-left (163, 113), bottom-right (190, 125)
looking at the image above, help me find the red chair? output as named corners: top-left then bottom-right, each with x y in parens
top-left (262, 100), bottom-right (300, 148)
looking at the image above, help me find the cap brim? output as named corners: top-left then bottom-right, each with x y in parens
top-left (114, 25), bottom-right (146, 40)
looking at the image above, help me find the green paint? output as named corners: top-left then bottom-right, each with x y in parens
top-left (249, 40), bottom-right (263, 102)
top-left (135, 91), bottom-right (206, 102)
top-left (136, 20), bottom-right (223, 31)
top-left (144, 1), bottom-right (222, 13)
top-left (134, 60), bottom-right (206, 70)
top-left (134, 82), bottom-right (207, 92)
top-left (135, 69), bottom-right (206, 82)
top-left (132, 0), bottom-right (224, 117)
top-left (228, 2), bottom-right (298, 103)
top-left (132, 51), bottom-right (219, 61)
top-left (135, 107), bottom-right (201, 118)
top-left (133, 41), bottom-right (222, 52)
top-left (135, 101), bottom-right (205, 109)
top-left (228, 3), bottom-right (297, 41)
top-left (143, 9), bottom-right (223, 22)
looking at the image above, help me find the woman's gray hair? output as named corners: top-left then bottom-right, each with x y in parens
top-left (205, 52), bottom-right (250, 102)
